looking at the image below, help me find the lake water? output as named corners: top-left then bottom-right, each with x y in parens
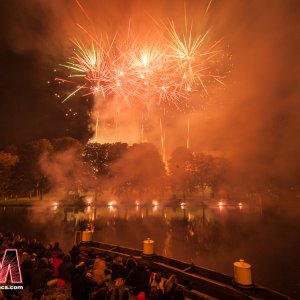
top-left (0, 201), bottom-right (299, 298)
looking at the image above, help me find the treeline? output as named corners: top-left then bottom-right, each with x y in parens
top-left (0, 137), bottom-right (229, 201)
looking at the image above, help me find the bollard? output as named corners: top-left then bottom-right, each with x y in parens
top-left (81, 230), bottom-right (93, 242)
top-left (143, 238), bottom-right (155, 255)
top-left (233, 259), bottom-right (253, 287)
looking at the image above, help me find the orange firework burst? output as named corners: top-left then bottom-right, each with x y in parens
top-left (165, 20), bottom-right (224, 95)
top-left (56, 15), bottom-right (225, 112)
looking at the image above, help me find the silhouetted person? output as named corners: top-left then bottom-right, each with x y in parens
top-left (124, 257), bottom-right (137, 287)
top-left (111, 255), bottom-right (125, 281)
top-left (135, 263), bottom-right (151, 294)
top-left (58, 254), bottom-right (73, 282)
top-left (71, 262), bottom-right (94, 300)
top-left (21, 253), bottom-right (33, 288)
top-left (32, 289), bottom-right (44, 300)
top-left (164, 274), bottom-right (179, 299)
top-left (30, 258), bottom-right (52, 293)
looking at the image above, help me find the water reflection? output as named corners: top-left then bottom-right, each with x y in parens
top-left (0, 203), bottom-right (298, 298)
top-left (57, 203), bottom-right (249, 262)
top-left (0, 202), bottom-right (248, 255)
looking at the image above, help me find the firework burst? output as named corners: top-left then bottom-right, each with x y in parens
top-left (165, 20), bottom-right (224, 96)
top-left (56, 19), bottom-right (224, 111)
top-left (55, 2), bottom-right (227, 153)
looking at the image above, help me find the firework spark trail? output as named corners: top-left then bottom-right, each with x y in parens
top-left (159, 114), bottom-right (167, 163)
top-left (95, 112), bottom-right (99, 142)
top-left (75, 0), bottom-right (91, 22)
top-left (115, 95), bottom-right (120, 129)
top-left (204, 0), bottom-right (213, 17)
top-left (57, 6), bottom-right (225, 151)
top-left (159, 116), bottom-right (164, 158)
top-left (163, 128), bottom-right (166, 163)
top-left (187, 116), bottom-right (190, 149)
top-left (165, 21), bottom-right (222, 96)
top-left (57, 19), bottom-right (223, 109)
top-left (141, 112), bottom-right (144, 142)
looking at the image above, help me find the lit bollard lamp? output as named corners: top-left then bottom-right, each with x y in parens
top-left (233, 259), bottom-right (254, 288)
top-left (142, 238), bottom-right (156, 257)
top-left (81, 230), bottom-right (93, 242)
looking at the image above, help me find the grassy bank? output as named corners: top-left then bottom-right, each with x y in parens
top-left (0, 197), bottom-right (40, 206)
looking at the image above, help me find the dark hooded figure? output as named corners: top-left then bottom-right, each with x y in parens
top-left (164, 274), bottom-right (179, 299)
top-left (58, 254), bottom-right (73, 282)
top-left (30, 258), bottom-right (52, 292)
top-left (172, 286), bottom-right (185, 300)
top-left (21, 254), bottom-right (33, 288)
top-left (69, 245), bottom-right (80, 264)
top-left (53, 241), bottom-right (62, 253)
top-left (71, 262), bottom-right (95, 300)
top-left (124, 257), bottom-right (138, 287)
top-left (90, 282), bottom-right (109, 300)
top-left (135, 263), bottom-right (151, 294)
top-left (111, 255), bottom-right (125, 281)
top-left (31, 289), bottom-right (44, 300)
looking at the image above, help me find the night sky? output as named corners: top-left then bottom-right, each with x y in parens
top-left (0, 0), bottom-right (299, 186)
top-left (0, 1), bottom-right (93, 148)
top-left (0, 3), bottom-right (300, 298)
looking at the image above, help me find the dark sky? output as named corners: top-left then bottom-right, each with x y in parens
top-left (0, 0), bottom-right (93, 148)
top-left (0, 0), bottom-right (299, 186)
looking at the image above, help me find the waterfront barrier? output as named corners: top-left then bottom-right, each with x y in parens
top-left (78, 238), bottom-right (291, 300)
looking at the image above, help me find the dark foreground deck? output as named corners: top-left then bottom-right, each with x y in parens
top-left (79, 241), bottom-right (291, 300)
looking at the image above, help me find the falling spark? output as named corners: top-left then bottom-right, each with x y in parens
top-left (159, 116), bottom-right (166, 162)
top-left (95, 112), bottom-right (99, 142)
top-left (56, 10), bottom-right (226, 153)
top-left (204, 0), bottom-right (213, 17)
top-left (141, 113), bottom-right (144, 142)
top-left (57, 19), bottom-right (223, 108)
top-left (186, 117), bottom-right (190, 149)
top-left (75, 0), bottom-right (91, 22)
top-left (115, 95), bottom-right (120, 129)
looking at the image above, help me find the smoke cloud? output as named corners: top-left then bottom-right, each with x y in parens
top-left (0, 0), bottom-right (299, 187)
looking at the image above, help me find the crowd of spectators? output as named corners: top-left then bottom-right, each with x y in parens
top-left (0, 232), bottom-right (185, 300)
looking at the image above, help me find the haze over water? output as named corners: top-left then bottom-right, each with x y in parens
top-left (0, 1), bottom-right (299, 299)
top-left (0, 198), bottom-right (299, 299)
